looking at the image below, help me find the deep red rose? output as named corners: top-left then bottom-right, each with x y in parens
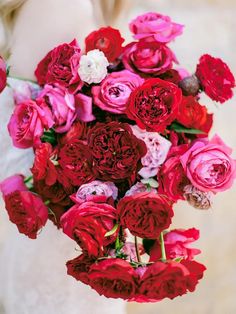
top-left (159, 69), bottom-right (182, 85)
top-left (58, 120), bottom-right (86, 146)
top-left (117, 192), bottom-right (174, 239)
top-left (122, 40), bottom-right (176, 77)
top-left (58, 139), bottom-right (95, 186)
top-left (196, 54), bottom-right (235, 103)
top-left (158, 144), bottom-right (190, 202)
top-left (0, 55), bottom-right (7, 93)
top-left (31, 143), bottom-right (57, 186)
top-left (66, 254), bottom-right (95, 284)
top-left (88, 122), bottom-right (147, 182)
top-left (47, 203), bottom-right (66, 228)
top-left (61, 202), bottom-right (117, 257)
top-left (88, 258), bottom-right (138, 299)
top-left (35, 40), bottom-right (82, 93)
top-left (4, 191), bottom-right (48, 239)
top-left (126, 78), bottom-right (182, 132)
top-left (85, 27), bottom-right (124, 62)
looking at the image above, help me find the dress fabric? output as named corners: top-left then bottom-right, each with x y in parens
top-left (0, 81), bottom-right (126, 314)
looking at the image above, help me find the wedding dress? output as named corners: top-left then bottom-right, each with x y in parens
top-left (0, 80), bottom-right (126, 314)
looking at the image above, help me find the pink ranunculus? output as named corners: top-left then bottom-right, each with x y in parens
top-left (122, 40), bottom-right (177, 77)
top-left (7, 99), bottom-right (54, 148)
top-left (129, 12), bottom-right (184, 43)
top-left (131, 125), bottom-right (172, 178)
top-left (70, 180), bottom-right (118, 205)
top-left (0, 174), bottom-right (27, 197)
top-left (92, 70), bottom-right (144, 114)
top-left (180, 135), bottom-right (236, 192)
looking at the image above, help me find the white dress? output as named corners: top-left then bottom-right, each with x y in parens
top-left (0, 82), bottom-right (126, 314)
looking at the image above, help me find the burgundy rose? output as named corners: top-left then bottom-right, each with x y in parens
top-left (196, 54), bottom-right (235, 103)
top-left (117, 192), bottom-right (174, 239)
top-left (66, 254), bottom-right (95, 284)
top-left (58, 120), bottom-right (86, 146)
top-left (88, 122), bottom-right (147, 182)
top-left (0, 55), bottom-right (7, 93)
top-left (126, 78), bottom-right (182, 132)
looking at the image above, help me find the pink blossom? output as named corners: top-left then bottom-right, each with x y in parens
top-left (125, 182), bottom-right (157, 196)
top-left (0, 174), bottom-right (27, 198)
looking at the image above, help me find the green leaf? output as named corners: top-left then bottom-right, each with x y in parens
top-left (105, 224), bottom-right (119, 237)
top-left (169, 122), bottom-right (206, 135)
top-left (173, 257), bottom-right (183, 263)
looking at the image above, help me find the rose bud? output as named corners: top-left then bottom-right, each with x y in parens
top-left (178, 75), bottom-right (200, 96)
top-left (0, 55), bottom-right (7, 93)
top-left (183, 184), bottom-right (213, 210)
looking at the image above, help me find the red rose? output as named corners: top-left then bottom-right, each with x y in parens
top-left (126, 78), bottom-right (182, 132)
top-left (117, 192), bottom-right (174, 239)
top-left (58, 120), bottom-right (86, 146)
top-left (88, 122), bottom-right (147, 182)
top-left (31, 143), bottom-right (57, 186)
top-left (85, 27), bottom-right (124, 62)
top-left (196, 54), bottom-right (235, 103)
top-left (58, 139), bottom-right (95, 186)
top-left (159, 69), bottom-right (182, 85)
top-left (0, 55), bottom-right (7, 93)
top-left (47, 203), bottom-right (66, 228)
top-left (122, 40), bottom-right (176, 76)
top-left (61, 202), bottom-right (117, 257)
top-left (88, 258), bottom-right (138, 299)
top-left (158, 144), bottom-right (190, 202)
top-left (66, 254), bottom-right (95, 284)
top-left (35, 40), bottom-right (82, 93)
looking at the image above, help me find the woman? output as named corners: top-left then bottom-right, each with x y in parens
top-left (0, 1), bottom-right (127, 313)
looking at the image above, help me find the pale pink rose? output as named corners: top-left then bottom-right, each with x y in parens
top-left (70, 180), bottom-right (118, 205)
top-left (8, 78), bottom-right (41, 104)
top-left (129, 12), bottom-right (184, 43)
top-left (8, 99), bottom-right (54, 148)
top-left (0, 174), bottom-right (27, 198)
top-left (180, 135), bottom-right (236, 192)
top-left (125, 182), bottom-right (157, 196)
top-left (131, 125), bottom-right (172, 178)
top-left (92, 70), bottom-right (143, 114)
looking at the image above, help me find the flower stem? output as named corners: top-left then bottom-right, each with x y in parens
top-left (160, 232), bottom-right (167, 262)
top-left (135, 236), bottom-right (141, 263)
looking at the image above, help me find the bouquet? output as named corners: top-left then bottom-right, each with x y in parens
top-left (0, 11), bottom-right (235, 302)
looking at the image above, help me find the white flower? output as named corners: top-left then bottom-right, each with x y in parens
top-left (78, 49), bottom-right (109, 84)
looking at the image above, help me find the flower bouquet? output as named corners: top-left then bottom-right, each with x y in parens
top-left (0, 12), bottom-right (235, 302)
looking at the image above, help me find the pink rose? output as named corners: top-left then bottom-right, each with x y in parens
top-left (0, 55), bottom-right (7, 93)
top-left (0, 174), bottom-right (27, 197)
top-left (125, 182), bottom-right (157, 196)
top-left (180, 135), bottom-right (236, 192)
top-left (129, 12), bottom-right (184, 43)
top-left (8, 99), bottom-right (54, 148)
top-left (8, 78), bottom-right (41, 104)
top-left (92, 70), bottom-right (143, 114)
top-left (122, 40), bottom-right (177, 77)
top-left (131, 125), bottom-right (172, 178)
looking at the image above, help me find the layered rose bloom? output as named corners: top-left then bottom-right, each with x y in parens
top-left (129, 12), bottom-right (184, 43)
top-left (180, 135), bottom-right (236, 192)
top-left (92, 70), bottom-right (143, 114)
top-left (0, 55), bottom-right (7, 93)
top-left (66, 254), bottom-right (95, 285)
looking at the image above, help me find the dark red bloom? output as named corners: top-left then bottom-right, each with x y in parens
top-left (0, 55), bottom-right (7, 93)
top-left (66, 254), bottom-right (95, 284)
top-left (58, 120), bottom-right (86, 146)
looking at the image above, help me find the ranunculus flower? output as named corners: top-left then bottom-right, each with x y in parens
top-left (196, 54), bottom-right (235, 103)
top-left (117, 192), bottom-right (174, 239)
top-left (58, 139), bottom-right (95, 186)
top-left (129, 12), bottom-right (184, 43)
top-left (35, 39), bottom-right (82, 93)
top-left (122, 40), bottom-right (177, 76)
top-left (131, 125), bottom-right (172, 178)
top-left (66, 254), bottom-right (95, 284)
top-left (92, 70), bottom-right (144, 114)
top-left (61, 202), bottom-right (117, 257)
top-left (85, 26), bottom-right (124, 62)
top-left (126, 78), bottom-right (182, 132)
top-left (180, 135), bottom-right (236, 192)
top-left (149, 228), bottom-right (201, 262)
top-left (88, 122), bottom-right (147, 182)
top-left (71, 180), bottom-right (118, 205)
top-left (78, 49), bottom-right (109, 84)
top-left (88, 258), bottom-right (138, 299)
top-left (31, 142), bottom-right (57, 186)
top-left (0, 55), bottom-right (7, 93)
top-left (158, 144), bottom-right (190, 202)
top-left (7, 99), bottom-right (54, 148)
top-left (184, 184), bottom-right (213, 210)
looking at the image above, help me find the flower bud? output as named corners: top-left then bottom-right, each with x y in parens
top-left (178, 75), bottom-right (200, 96)
top-left (184, 184), bottom-right (213, 210)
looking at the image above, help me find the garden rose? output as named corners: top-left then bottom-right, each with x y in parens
top-left (125, 182), bottom-right (157, 196)
top-left (180, 135), bottom-right (236, 192)
top-left (196, 54), bottom-right (235, 103)
top-left (85, 27), bottom-right (124, 62)
top-left (88, 122), bottom-right (147, 182)
top-left (129, 12), bottom-right (184, 43)
top-left (126, 78), bottom-right (182, 132)
top-left (0, 55), bottom-right (7, 93)
top-left (184, 184), bottom-right (213, 210)
top-left (92, 70), bottom-right (143, 114)
top-left (8, 99), bottom-right (54, 148)
top-left (0, 174), bottom-right (27, 196)
top-left (117, 192), bottom-right (174, 239)
top-left (66, 254), bottom-right (95, 284)
top-left (122, 40), bottom-right (177, 76)
top-left (58, 120), bottom-right (86, 146)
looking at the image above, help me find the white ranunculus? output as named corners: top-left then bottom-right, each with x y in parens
top-left (78, 49), bottom-right (109, 84)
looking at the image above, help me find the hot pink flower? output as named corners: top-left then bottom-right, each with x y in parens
top-left (0, 174), bottom-right (27, 197)
top-left (0, 55), bottom-right (7, 93)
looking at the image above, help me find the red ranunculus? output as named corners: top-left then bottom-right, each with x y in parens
top-left (126, 78), bottom-right (182, 132)
top-left (85, 27), bottom-right (124, 62)
top-left (88, 258), bottom-right (138, 299)
top-left (196, 54), bottom-right (235, 103)
top-left (66, 254), bottom-right (95, 284)
top-left (88, 122), bottom-right (147, 182)
top-left (117, 192), bottom-right (174, 239)
top-left (0, 55), bottom-right (7, 93)
top-left (35, 40), bottom-right (82, 93)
